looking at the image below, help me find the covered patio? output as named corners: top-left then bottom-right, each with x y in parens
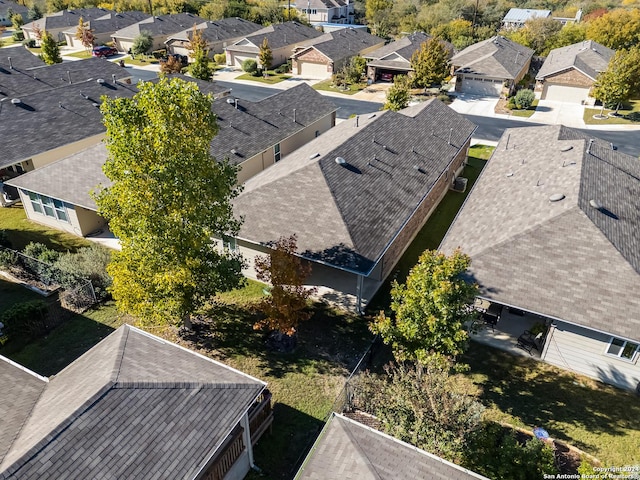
top-left (468, 300), bottom-right (552, 359)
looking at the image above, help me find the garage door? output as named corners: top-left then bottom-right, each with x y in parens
top-left (460, 76), bottom-right (502, 97)
top-left (542, 84), bottom-right (589, 103)
top-left (299, 61), bottom-right (329, 79)
top-left (231, 53), bottom-right (256, 68)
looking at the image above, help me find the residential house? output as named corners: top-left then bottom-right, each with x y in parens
top-left (6, 81), bottom-right (336, 234)
top-left (293, 0), bottom-right (355, 25)
top-left (22, 8), bottom-right (115, 43)
top-left (62, 11), bottom-right (150, 48)
top-left (230, 100), bottom-right (476, 311)
top-left (0, 324), bottom-right (273, 480)
top-left (165, 17), bottom-right (262, 59)
top-left (290, 27), bottom-right (384, 79)
top-left (0, 44), bottom-right (45, 70)
top-left (535, 40), bottom-right (614, 104)
top-left (439, 125), bottom-right (640, 392)
top-left (363, 31), bottom-right (454, 82)
top-left (1, 58), bottom-right (137, 179)
top-left (111, 12), bottom-right (205, 53)
top-left (450, 36), bottom-right (533, 97)
top-left (295, 413), bottom-right (489, 480)
top-left (0, 0), bottom-right (27, 26)
top-left (501, 8), bottom-right (551, 29)
top-left (225, 21), bottom-right (322, 69)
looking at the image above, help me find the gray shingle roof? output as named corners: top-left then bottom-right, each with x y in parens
top-left (234, 99), bottom-right (476, 275)
top-left (451, 36), bottom-right (534, 80)
top-left (0, 358), bottom-right (46, 467)
top-left (0, 45), bottom-right (45, 71)
top-left (112, 12), bottom-right (205, 40)
top-left (228, 21), bottom-right (322, 52)
top-left (0, 1), bottom-right (28, 19)
top-left (165, 17), bottom-right (262, 44)
top-left (62, 11), bottom-right (150, 36)
top-left (0, 325), bottom-right (265, 480)
top-left (502, 8), bottom-right (551, 23)
top-left (536, 40), bottom-right (614, 81)
top-left (296, 414), bottom-right (489, 480)
top-left (294, 28), bottom-right (384, 63)
top-left (22, 8), bottom-right (114, 31)
top-left (0, 59), bottom-right (137, 169)
top-left (439, 125), bottom-right (640, 342)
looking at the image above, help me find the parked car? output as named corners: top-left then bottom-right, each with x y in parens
top-left (160, 53), bottom-right (189, 67)
top-left (92, 46), bottom-right (118, 58)
top-left (380, 72), bottom-right (394, 82)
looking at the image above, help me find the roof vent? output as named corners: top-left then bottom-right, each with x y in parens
top-left (309, 153), bottom-right (320, 159)
top-left (226, 97), bottom-right (235, 104)
top-left (589, 199), bottom-right (603, 210)
top-left (10, 98), bottom-right (21, 105)
top-left (335, 157), bottom-right (346, 165)
top-left (560, 145), bottom-right (573, 152)
top-left (97, 78), bottom-right (105, 84)
top-left (549, 193), bottom-right (565, 202)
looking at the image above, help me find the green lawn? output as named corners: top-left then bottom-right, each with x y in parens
top-left (0, 277), bottom-right (47, 310)
top-left (0, 205), bottom-right (92, 252)
top-left (367, 148), bottom-right (492, 312)
top-left (462, 342), bottom-right (640, 466)
top-left (510, 99), bottom-right (539, 118)
top-left (65, 49), bottom-right (92, 59)
top-left (124, 55), bottom-right (159, 66)
top-left (236, 71), bottom-right (292, 84)
top-left (313, 79), bottom-right (365, 95)
top-left (583, 99), bottom-right (640, 125)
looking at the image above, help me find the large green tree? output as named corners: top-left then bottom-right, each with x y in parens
top-left (383, 74), bottom-right (411, 111)
top-left (586, 8), bottom-right (640, 50)
top-left (592, 47), bottom-right (640, 114)
top-left (40, 30), bottom-right (62, 65)
top-left (131, 30), bottom-right (152, 56)
top-left (411, 37), bottom-right (450, 89)
top-left (93, 77), bottom-right (244, 327)
top-left (370, 249), bottom-right (478, 365)
top-left (188, 26), bottom-right (213, 80)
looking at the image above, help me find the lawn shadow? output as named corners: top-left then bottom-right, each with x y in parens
top-left (462, 342), bottom-right (640, 453)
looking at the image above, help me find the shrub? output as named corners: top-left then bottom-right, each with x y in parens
top-left (274, 61), bottom-right (290, 74)
top-left (152, 49), bottom-right (167, 59)
top-left (1, 300), bottom-right (49, 339)
top-left (22, 242), bottom-right (60, 285)
top-left (0, 248), bottom-right (18, 269)
top-left (437, 94), bottom-right (451, 103)
top-left (513, 89), bottom-right (535, 109)
top-left (214, 53), bottom-right (226, 65)
top-left (12, 31), bottom-right (25, 41)
top-left (22, 38), bottom-right (36, 48)
top-left (54, 245), bottom-right (112, 297)
top-left (23, 242), bottom-right (60, 264)
top-left (241, 58), bottom-right (258, 74)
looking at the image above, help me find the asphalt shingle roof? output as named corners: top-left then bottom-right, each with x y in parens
top-left (112, 12), bottom-right (205, 40)
top-left (439, 125), bottom-right (640, 342)
top-left (166, 17), bottom-right (262, 44)
top-left (0, 59), bottom-right (137, 169)
top-left (0, 45), bottom-right (45, 71)
top-left (296, 414), bottom-right (489, 480)
top-left (536, 40), bottom-right (614, 81)
top-left (0, 0), bottom-right (28, 19)
top-left (227, 21), bottom-right (322, 52)
top-left (0, 325), bottom-right (265, 480)
top-left (62, 11), bottom-right (150, 36)
top-left (295, 27), bottom-right (384, 62)
top-left (234, 100), bottom-right (476, 275)
top-left (22, 8), bottom-right (114, 31)
top-left (451, 36), bottom-right (534, 80)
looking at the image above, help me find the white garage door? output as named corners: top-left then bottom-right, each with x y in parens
top-left (299, 61), bottom-right (329, 79)
top-left (232, 53), bottom-right (256, 68)
top-left (542, 84), bottom-right (589, 103)
top-left (460, 76), bottom-right (502, 97)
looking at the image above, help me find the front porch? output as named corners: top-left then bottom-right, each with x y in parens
top-left (469, 302), bottom-right (552, 359)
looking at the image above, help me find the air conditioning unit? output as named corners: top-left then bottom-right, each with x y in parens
top-left (451, 176), bottom-right (468, 192)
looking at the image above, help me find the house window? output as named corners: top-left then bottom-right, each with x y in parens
top-left (606, 337), bottom-right (639, 361)
top-left (274, 143), bottom-right (281, 162)
top-left (26, 191), bottom-right (69, 223)
top-left (222, 234), bottom-right (237, 251)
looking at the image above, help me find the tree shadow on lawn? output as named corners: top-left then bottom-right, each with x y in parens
top-left (461, 342), bottom-right (640, 454)
top-left (182, 302), bottom-right (374, 379)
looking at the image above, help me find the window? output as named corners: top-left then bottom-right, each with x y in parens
top-left (25, 191), bottom-right (69, 223)
top-left (222, 235), bottom-right (237, 251)
top-left (606, 337), bottom-right (639, 361)
top-left (274, 143), bottom-right (281, 162)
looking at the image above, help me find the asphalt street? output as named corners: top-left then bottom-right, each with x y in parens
top-left (189, 79), bottom-right (640, 157)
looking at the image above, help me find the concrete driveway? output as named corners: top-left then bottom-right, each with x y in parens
top-left (529, 100), bottom-right (586, 127)
top-left (449, 94), bottom-right (500, 116)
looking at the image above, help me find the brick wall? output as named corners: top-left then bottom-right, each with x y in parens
top-left (378, 142), bottom-right (470, 280)
top-left (540, 68), bottom-right (593, 87)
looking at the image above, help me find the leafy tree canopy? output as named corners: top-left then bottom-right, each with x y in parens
top-left (592, 46), bottom-right (640, 112)
top-left (188, 26), bottom-right (213, 80)
top-left (131, 31), bottom-right (153, 56)
top-left (370, 249), bottom-right (478, 365)
top-left (586, 8), bottom-right (640, 50)
top-left (411, 37), bottom-right (450, 88)
top-left (40, 31), bottom-right (62, 65)
top-left (93, 77), bottom-right (244, 327)
top-left (383, 74), bottom-right (411, 111)
top-left (258, 37), bottom-right (273, 71)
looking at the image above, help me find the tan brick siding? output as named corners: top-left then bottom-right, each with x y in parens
top-left (540, 68), bottom-right (594, 87)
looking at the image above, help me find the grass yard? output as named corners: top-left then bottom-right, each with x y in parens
top-left (65, 49), bottom-right (92, 59)
top-left (462, 342), bottom-right (640, 466)
top-left (583, 99), bottom-right (640, 125)
top-left (236, 71), bottom-right (292, 84)
top-left (0, 205), bottom-right (92, 252)
top-left (367, 146), bottom-right (492, 312)
top-left (124, 55), bottom-right (159, 66)
top-left (313, 79), bottom-right (365, 95)
top-left (0, 277), bottom-right (47, 310)
top-left (510, 99), bottom-right (539, 118)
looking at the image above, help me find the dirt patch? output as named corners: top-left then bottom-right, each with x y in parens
top-left (495, 98), bottom-right (512, 115)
